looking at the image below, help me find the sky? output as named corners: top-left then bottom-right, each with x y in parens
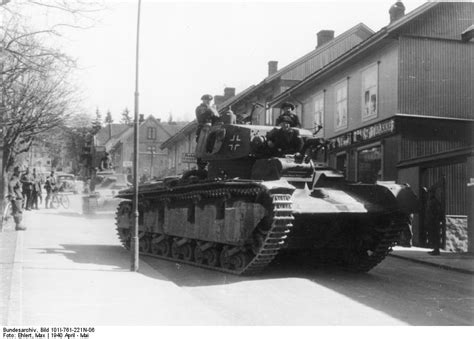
top-left (5, 0), bottom-right (430, 123)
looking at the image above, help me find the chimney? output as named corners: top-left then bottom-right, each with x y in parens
top-left (268, 61), bottom-right (278, 76)
top-left (224, 87), bottom-right (235, 99)
top-left (317, 30), bottom-right (334, 48)
top-left (389, 2), bottom-right (405, 23)
top-left (139, 114), bottom-right (144, 123)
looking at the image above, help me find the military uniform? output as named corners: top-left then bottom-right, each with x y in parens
top-left (195, 94), bottom-right (219, 142)
top-left (266, 125), bottom-right (303, 157)
top-left (276, 102), bottom-right (301, 128)
top-left (8, 168), bottom-right (26, 230)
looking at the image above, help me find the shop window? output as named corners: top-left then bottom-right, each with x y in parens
top-left (334, 79), bottom-right (348, 131)
top-left (361, 64), bottom-right (378, 121)
top-left (336, 153), bottom-right (347, 177)
top-left (357, 146), bottom-right (382, 183)
top-left (313, 92), bottom-right (324, 136)
top-left (265, 107), bottom-right (273, 125)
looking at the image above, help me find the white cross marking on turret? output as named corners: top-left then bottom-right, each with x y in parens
top-left (228, 134), bottom-right (241, 151)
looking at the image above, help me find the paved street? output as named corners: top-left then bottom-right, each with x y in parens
top-left (1, 195), bottom-right (473, 326)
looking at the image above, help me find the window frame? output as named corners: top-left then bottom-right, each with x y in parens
top-left (361, 63), bottom-right (379, 122)
top-left (334, 78), bottom-right (348, 132)
top-left (313, 91), bottom-right (325, 136)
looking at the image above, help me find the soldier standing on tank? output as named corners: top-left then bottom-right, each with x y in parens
top-left (8, 166), bottom-right (26, 231)
top-left (276, 102), bottom-right (301, 128)
top-left (195, 94), bottom-right (219, 170)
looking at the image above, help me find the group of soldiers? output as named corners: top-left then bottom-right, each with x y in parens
top-left (195, 94), bottom-right (303, 159)
top-left (7, 167), bottom-right (58, 231)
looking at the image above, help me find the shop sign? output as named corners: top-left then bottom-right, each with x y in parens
top-left (182, 152), bottom-right (196, 163)
top-left (329, 118), bottom-right (396, 150)
top-left (353, 118), bottom-right (395, 143)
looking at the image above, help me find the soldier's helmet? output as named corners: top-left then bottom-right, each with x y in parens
top-left (281, 102), bottom-right (295, 110)
top-left (201, 94), bottom-right (213, 101)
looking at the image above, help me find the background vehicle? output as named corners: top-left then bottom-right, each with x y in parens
top-left (115, 123), bottom-right (418, 275)
top-left (82, 171), bottom-right (131, 214)
top-left (56, 173), bottom-right (80, 194)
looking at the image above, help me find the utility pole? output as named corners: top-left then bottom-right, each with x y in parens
top-left (131, 0), bottom-right (142, 272)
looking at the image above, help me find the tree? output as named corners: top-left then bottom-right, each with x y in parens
top-left (104, 110), bottom-right (113, 125)
top-left (121, 107), bottom-right (132, 125)
top-left (91, 107), bottom-right (102, 134)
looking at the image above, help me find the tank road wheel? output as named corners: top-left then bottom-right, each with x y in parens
top-left (194, 246), bottom-right (205, 264)
top-left (181, 243), bottom-right (194, 262)
top-left (205, 248), bottom-right (220, 267)
top-left (231, 252), bottom-right (251, 271)
top-left (171, 241), bottom-right (181, 260)
top-left (220, 248), bottom-right (232, 270)
top-left (151, 237), bottom-right (171, 257)
top-left (139, 234), bottom-right (151, 254)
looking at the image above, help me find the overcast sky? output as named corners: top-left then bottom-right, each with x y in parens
top-left (8, 0), bottom-right (430, 123)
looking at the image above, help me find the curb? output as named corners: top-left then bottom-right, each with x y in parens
top-left (6, 231), bottom-right (23, 326)
top-left (389, 253), bottom-right (474, 275)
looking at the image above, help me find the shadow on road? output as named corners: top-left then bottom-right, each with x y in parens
top-left (30, 243), bottom-right (474, 325)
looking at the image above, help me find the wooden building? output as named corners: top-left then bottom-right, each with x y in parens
top-left (100, 116), bottom-right (186, 179)
top-left (271, 2), bottom-right (474, 251)
top-left (218, 24), bottom-right (374, 127)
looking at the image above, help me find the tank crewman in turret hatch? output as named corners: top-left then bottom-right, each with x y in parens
top-left (195, 94), bottom-right (220, 142)
top-left (276, 102), bottom-right (301, 128)
top-left (266, 115), bottom-right (304, 157)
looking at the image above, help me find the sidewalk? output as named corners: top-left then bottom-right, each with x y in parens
top-left (390, 246), bottom-right (474, 275)
top-left (0, 203), bottom-right (231, 326)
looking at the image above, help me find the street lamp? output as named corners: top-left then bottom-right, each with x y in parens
top-left (131, 0), bottom-right (142, 272)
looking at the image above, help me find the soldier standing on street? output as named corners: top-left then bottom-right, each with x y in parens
top-left (195, 94), bottom-right (219, 170)
top-left (44, 170), bottom-right (56, 209)
top-left (20, 167), bottom-right (34, 210)
top-left (8, 166), bottom-right (26, 231)
top-left (276, 102), bottom-right (301, 128)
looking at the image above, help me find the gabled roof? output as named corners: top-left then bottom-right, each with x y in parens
top-left (270, 2), bottom-right (439, 106)
top-left (160, 120), bottom-right (198, 149)
top-left (95, 124), bottom-right (130, 145)
top-left (218, 23), bottom-right (374, 111)
top-left (105, 115), bottom-right (188, 151)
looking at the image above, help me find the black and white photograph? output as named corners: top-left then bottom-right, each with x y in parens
top-left (1, 0), bottom-right (473, 336)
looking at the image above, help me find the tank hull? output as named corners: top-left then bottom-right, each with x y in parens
top-left (115, 178), bottom-right (413, 275)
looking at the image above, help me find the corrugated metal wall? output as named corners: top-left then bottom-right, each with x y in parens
top-left (399, 119), bottom-right (472, 160)
top-left (398, 38), bottom-right (473, 119)
top-left (397, 2), bottom-right (474, 40)
top-left (421, 161), bottom-right (468, 215)
top-left (282, 35), bottom-right (365, 81)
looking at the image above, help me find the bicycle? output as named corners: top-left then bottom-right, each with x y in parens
top-left (50, 191), bottom-right (70, 209)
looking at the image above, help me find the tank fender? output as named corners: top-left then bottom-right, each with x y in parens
top-left (376, 181), bottom-right (419, 214)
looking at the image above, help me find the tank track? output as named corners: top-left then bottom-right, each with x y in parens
top-left (342, 213), bottom-right (408, 272)
top-left (115, 185), bottom-right (294, 275)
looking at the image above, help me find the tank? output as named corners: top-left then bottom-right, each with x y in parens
top-left (115, 123), bottom-right (418, 275)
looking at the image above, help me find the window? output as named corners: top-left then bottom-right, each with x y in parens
top-left (361, 64), bottom-right (378, 121)
top-left (334, 79), bottom-right (348, 131)
top-left (313, 92), bottom-right (324, 136)
top-left (357, 145), bottom-right (382, 184)
top-left (147, 127), bottom-right (156, 140)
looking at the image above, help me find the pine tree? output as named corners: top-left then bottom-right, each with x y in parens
top-left (121, 107), bottom-right (132, 124)
top-left (92, 108), bottom-right (102, 135)
top-left (105, 110), bottom-right (113, 125)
